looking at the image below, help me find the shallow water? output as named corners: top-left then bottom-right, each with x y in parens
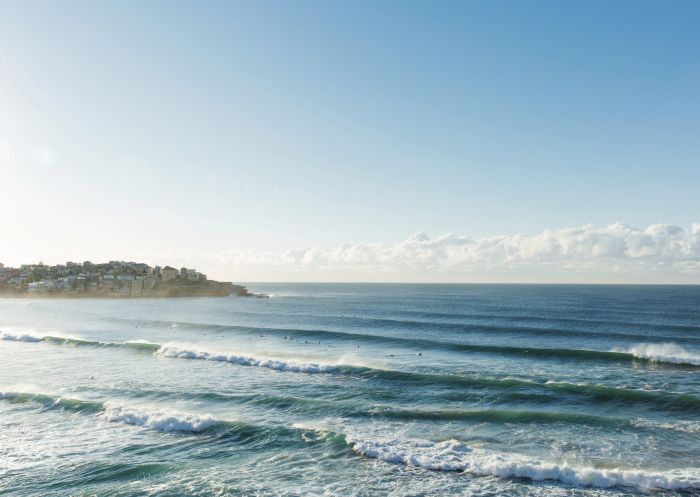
top-left (1, 284), bottom-right (699, 496)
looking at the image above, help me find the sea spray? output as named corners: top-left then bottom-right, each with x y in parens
top-left (614, 343), bottom-right (700, 366)
top-left (0, 332), bottom-right (42, 342)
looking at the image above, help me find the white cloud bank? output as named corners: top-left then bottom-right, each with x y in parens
top-left (209, 223), bottom-right (700, 283)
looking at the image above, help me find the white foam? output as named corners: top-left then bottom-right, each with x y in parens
top-left (0, 331), bottom-right (42, 342)
top-left (102, 404), bottom-right (222, 433)
top-left (156, 344), bottom-right (339, 373)
top-left (349, 437), bottom-right (472, 471)
top-left (266, 292), bottom-right (305, 298)
top-left (614, 343), bottom-right (700, 366)
top-left (0, 332), bottom-right (161, 352)
top-left (292, 420), bottom-right (333, 432)
top-left (632, 418), bottom-right (700, 434)
top-left (1, 391), bottom-right (223, 433)
top-left (347, 435), bottom-right (700, 490)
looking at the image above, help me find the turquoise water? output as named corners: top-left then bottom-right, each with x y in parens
top-left (1, 284), bottom-right (699, 496)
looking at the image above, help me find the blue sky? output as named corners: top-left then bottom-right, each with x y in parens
top-left (0, 1), bottom-right (698, 281)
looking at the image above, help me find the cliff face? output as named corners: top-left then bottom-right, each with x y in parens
top-left (0, 260), bottom-right (265, 299)
top-left (158, 281), bottom-right (249, 298)
top-left (0, 281), bottom-right (257, 299)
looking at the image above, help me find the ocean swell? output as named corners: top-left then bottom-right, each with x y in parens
top-left (7, 328), bottom-right (700, 370)
top-left (4, 333), bottom-right (700, 414)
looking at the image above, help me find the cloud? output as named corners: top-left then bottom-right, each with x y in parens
top-left (210, 223), bottom-right (700, 281)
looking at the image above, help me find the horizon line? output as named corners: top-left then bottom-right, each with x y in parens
top-left (239, 281), bottom-right (700, 286)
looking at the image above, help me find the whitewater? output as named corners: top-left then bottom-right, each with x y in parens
top-left (1, 283), bottom-right (699, 496)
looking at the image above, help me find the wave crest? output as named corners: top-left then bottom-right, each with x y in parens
top-left (155, 344), bottom-right (341, 373)
top-left (0, 390), bottom-right (226, 434)
top-left (102, 404), bottom-right (224, 433)
top-left (614, 343), bottom-right (700, 366)
top-left (0, 391), bottom-right (103, 412)
top-left (347, 435), bottom-right (700, 490)
top-left (0, 331), bottom-right (159, 352)
top-left (0, 331), bottom-right (42, 342)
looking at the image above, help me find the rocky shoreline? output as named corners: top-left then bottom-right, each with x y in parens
top-left (0, 281), bottom-right (267, 299)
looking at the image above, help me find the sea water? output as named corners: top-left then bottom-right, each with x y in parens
top-left (1, 284), bottom-right (699, 496)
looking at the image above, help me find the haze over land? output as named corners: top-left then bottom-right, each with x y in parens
top-left (1, 1), bottom-right (698, 282)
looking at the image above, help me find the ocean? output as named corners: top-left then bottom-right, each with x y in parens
top-left (1, 284), bottom-right (699, 496)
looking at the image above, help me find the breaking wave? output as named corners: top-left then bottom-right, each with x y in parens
top-left (347, 435), bottom-right (700, 490)
top-left (0, 391), bottom-right (103, 413)
top-left (0, 331), bottom-right (159, 352)
top-left (102, 404), bottom-right (227, 433)
top-left (153, 346), bottom-right (700, 413)
top-left (0, 331), bottom-right (42, 343)
top-left (4, 333), bottom-right (700, 413)
top-left (6, 329), bottom-right (700, 370)
top-left (43, 336), bottom-right (161, 352)
top-left (2, 389), bottom-right (698, 490)
top-left (613, 343), bottom-right (700, 366)
top-left (0, 390), bottom-right (227, 434)
top-left (155, 344), bottom-right (345, 373)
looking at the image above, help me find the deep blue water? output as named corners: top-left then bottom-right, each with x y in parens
top-left (1, 284), bottom-right (699, 496)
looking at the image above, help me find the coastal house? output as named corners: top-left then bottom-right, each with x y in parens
top-left (0, 260), bottom-right (217, 296)
top-left (162, 266), bottom-right (178, 282)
